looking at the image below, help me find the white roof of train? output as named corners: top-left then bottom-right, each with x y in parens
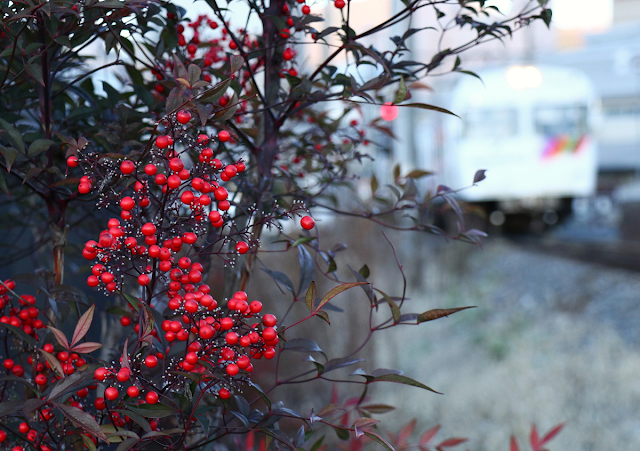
top-left (450, 65), bottom-right (598, 111)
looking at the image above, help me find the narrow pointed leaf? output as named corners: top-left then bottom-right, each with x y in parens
top-left (363, 432), bottom-right (395, 451)
top-left (417, 307), bottom-right (475, 323)
top-left (230, 55), bottom-right (244, 73)
top-left (353, 418), bottom-right (380, 438)
top-left (373, 374), bottom-right (440, 394)
top-left (315, 282), bottom-right (367, 312)
top-left (71, 342), bottom-right (102, 353)
top-left (510, 436), bottom-right (519, 451)
top-left (305, 281), bottom-right (316, 313)
top-left (419, 424), bottom-right (441, 446)
top-left (399, 103), bottom-right (459, 118)
top-left (48, 326), bottom-right (70, 349)
top-left (71, 305), bottom-right (95, 347)
top-left (40, 349), bottom-right (64, 376)
top-left (540, 423), bottom-right (565, 446)
top-left (0, 118), bottom-right (25, 154)
top-left (436, 437), bottom-right (467, 448)
top-left (54, 402), bottom-right (108, 441)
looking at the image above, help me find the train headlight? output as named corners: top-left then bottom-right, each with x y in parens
top-left (506, 65), bottom-right (542, 89)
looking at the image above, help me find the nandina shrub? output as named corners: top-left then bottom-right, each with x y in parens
top-left (0, 0), bottom-right (558, 450)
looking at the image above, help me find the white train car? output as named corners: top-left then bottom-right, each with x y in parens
top-left (412, 65), bottom-right (600, 228)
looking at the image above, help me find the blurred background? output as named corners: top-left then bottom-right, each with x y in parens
top-left (248, 1), bottom-right (640, 450)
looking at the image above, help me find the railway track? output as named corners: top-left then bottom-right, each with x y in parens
top-left (510, 236), bottom-right (640, 273)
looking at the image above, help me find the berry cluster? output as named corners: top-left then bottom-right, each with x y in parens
top-left (94, 289), bottom-right (278, 407)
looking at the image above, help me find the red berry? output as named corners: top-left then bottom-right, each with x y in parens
top-left (120, 196), bottom-right (135, 211)
top-left (145, 355), bottom-right (158, 368)
top-left (214, 187), bottom-right (228, 201)
top-left (87, 275), bottom-right (99, 287)
top-left (19, 422), bottom-right (30, 434)
top-left (200, 324), bottom-right (214, 339)
top-left (138, 274), bottom-right (150, 286)
top-left (145, 164), bottom-right (157, 175)
top-left (335, 0), bottom-right (345, 8)
top-left (225, 332), bottom-right (238, 345)
top-left (218, 388), bottom-right (231, 399)
top-left (169, 157), bottom-right (184, 172)
top-left (226, 363), bottom-right (239, 376)
top-left (146, 391), bottom-right (159, 404)
top-left (117, 368), bottom-right (130, 382)
top-left (263, 314), bottom-right (277, 327)
top-left (120, 160), bottom-right (135, 174)
top-left (0, 430), bottom-right (6, 442)
top-left (94, 367), bottom-right (108, 381)
top-left (236, 242), bottom-right (249, 254)
top-left (249, 300), bottom-right (262, 313)
top-left (67, 156), bottom-right (79, 167)
top-left (95, 397), bottom-right (106, 409)
top-left (120, 316), bottom-right (131, 326)
top-left (141, 223), bottom-right (156, 236)
top-left (156, 135), bottom-right (170, 149)
top-left (301, 215), bottom-right (315, 230)
top-left (283, 48), bottom-right (294, 60)
top-left (218, 130), bottom-right (230, 142)
top-left (177, 110), bottom-right (191, 124)
top-left (262, 327), bottom-right (277, 341)
top-left (35, 374), bottom-right (47, 385)
top-left (302, 5), bottom-right (310, 14)
top-left (105, 387), bottom-right (119, 400)
top-left (127, 386), bottom-right (140, 397)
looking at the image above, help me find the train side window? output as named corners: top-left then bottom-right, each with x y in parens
top-left (533, 106), bottom-right (587, 136)
top-left (462, 109), bottom-right (518, 138)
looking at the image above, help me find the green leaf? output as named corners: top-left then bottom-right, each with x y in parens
top-left (316, 282), bottom-right (367, 313)
top-left (24, 64), bottom-right (44, 86)
top-left (127, 403), bottom-right (176, 418)
top-left (81, 435), bottom-right (97, 451)
top-left (399, 103), bottom-right (459, 118)
top-left (372, 374), bottom-right (440, 394)
top-left (393, 75), bottom-right (407, 104)
top-left (188, 64), bottom-right (202, 86)
top-left (360, 404), bottom-right (396, 414)
top-left (363, 432), bottom-right (396, 451)
top-left (282, 338), bottom-right (322, 353)
top-left (47, 368), bottom-right (93, 401)
top-left (405, 169), bottom-right (433, 179)
top-left (115, 438), bottom-right (139, 451)
top-left (353, 418), bottom-right (380, 438)
top-left (297, 245), bottom-right (315, 297)
top-left (97, 0), bottom-right (125, 8)
top-left (248, 381), bottom-right (271, 410)
top-left (54, 402), bottom-right (108, 441)
top-left (0, 146), bottom-right (18, 171)
top-left (123, 293), bottom-right (141, 312)
top-left (315, 310), bottom-right (330, 325)
top-left (40, 349), bottom-right (64, 376)
top-left (0, 321), bottom-right (37, 346)
top-left (417, 307), bottom-right (475, 323)
top-left (114, 409), bottom-right (151, 433)
top-left (292, 236), bottom-right (317, 247)
top-left (28, 139), bottom-right (54, 158)
top-left (375, 289), bottom-right (401, 323)
top-left (0, 171), bottom-right (8, 195)
top-left (230, 54), bottom-right (244, 73)
top-left (0, 118), bottom-right (25, 154)
top-left (305, 281), bottom-right (316, 313)
top-left (0, 400), bottom-right (23, 417)
top-left (358, 265), bottom-right (370, 279)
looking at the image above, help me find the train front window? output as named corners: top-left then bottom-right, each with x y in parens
top-left (462, 109), bottom-right (518, 138)
top-left (533, 106), bottom-right (587, 137)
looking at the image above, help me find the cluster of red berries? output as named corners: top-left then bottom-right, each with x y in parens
top-left (0, 281), bottom-right (45, 340)
top-left (94, 289), bottom-right (278, 405)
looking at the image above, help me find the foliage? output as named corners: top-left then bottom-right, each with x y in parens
top-left (0, 0), bottom-right (558, 450)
